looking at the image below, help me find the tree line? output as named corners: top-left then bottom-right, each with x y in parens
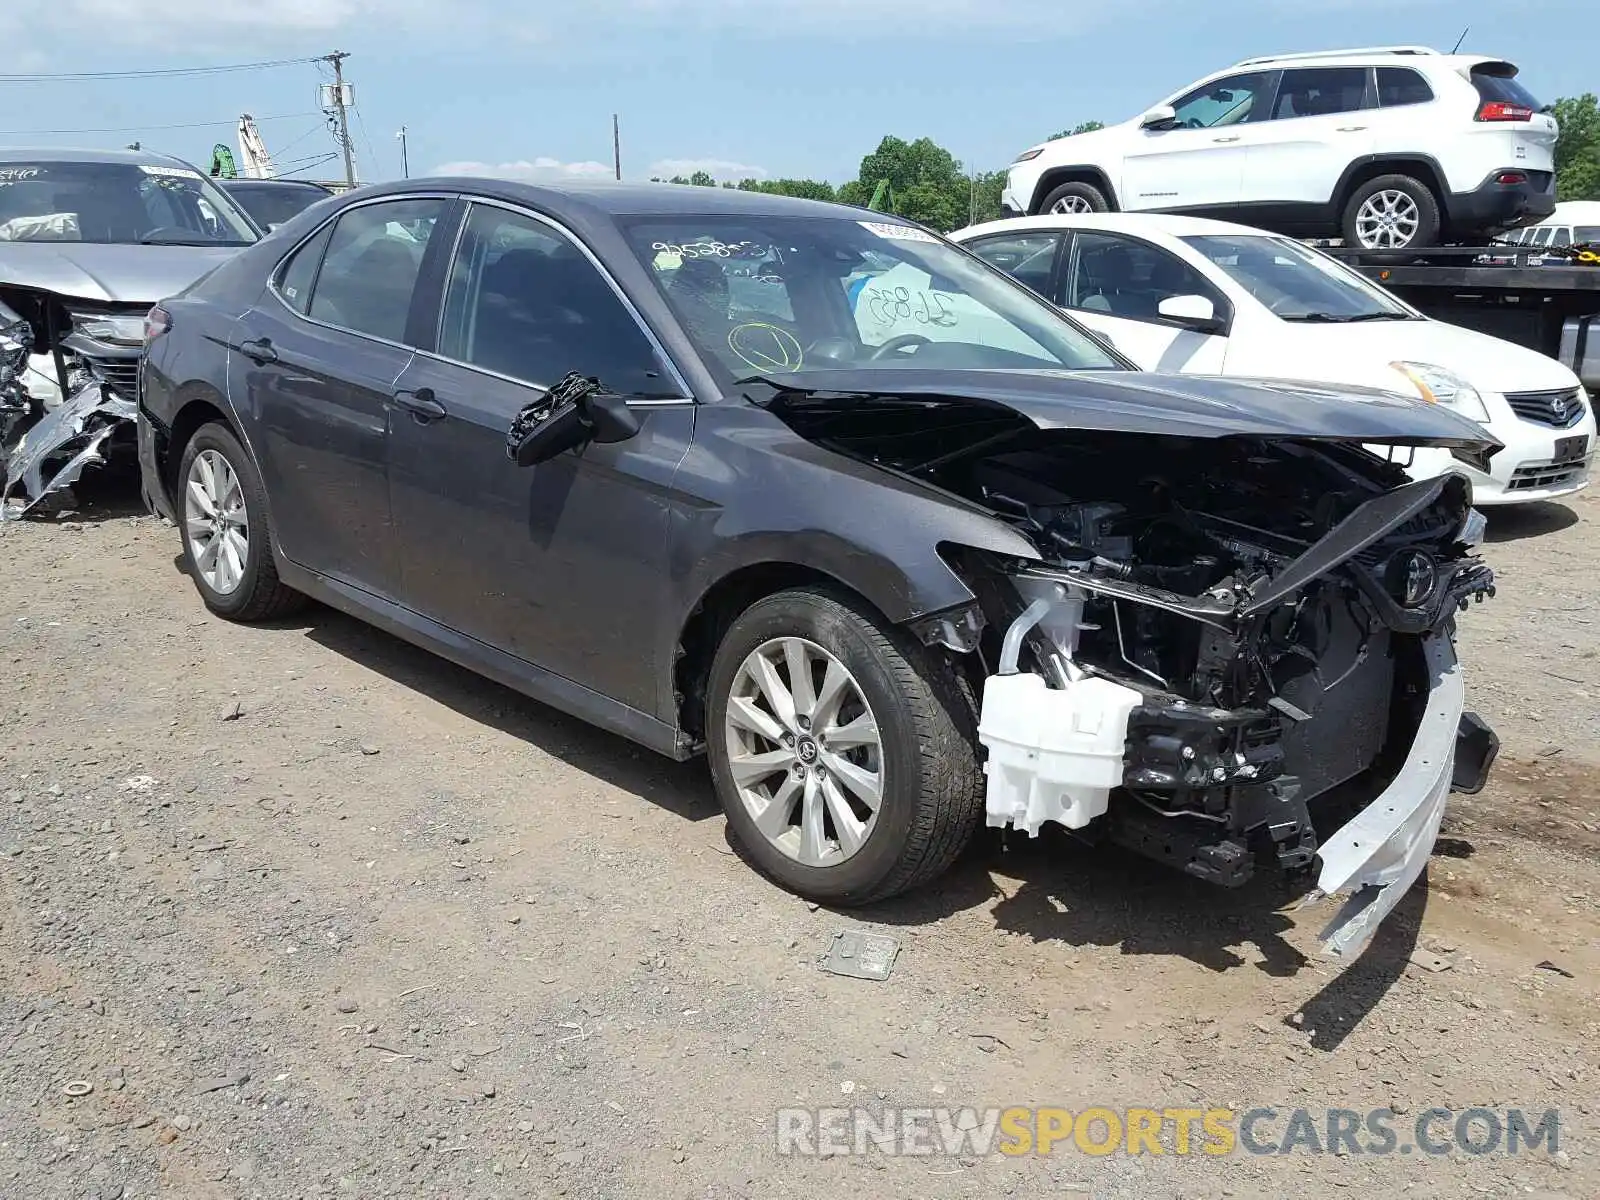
top-left (657, 97), bottom-right (1600, 231)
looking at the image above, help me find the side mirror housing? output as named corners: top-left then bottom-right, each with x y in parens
top-left (509, 373), bottom-right (643, 468)
top-left (1157, 293), bottom-right (1224, 334)
top-left (1140, 104), bottom-right (1178, 130)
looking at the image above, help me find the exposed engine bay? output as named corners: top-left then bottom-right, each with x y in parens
top-left (759, 386), bottom-right (1500, 953)
top-left (1, 290), bottom-right (144, 519)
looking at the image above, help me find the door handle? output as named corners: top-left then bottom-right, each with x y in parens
top-left (393, 386), bottom-right (447, 422)
top-left (1336, 125), bottom-right (1368, 132)
top-left (1212, 135), bottom-right (1240, 143)
top-left (237, 337), bottom-right (277, 365)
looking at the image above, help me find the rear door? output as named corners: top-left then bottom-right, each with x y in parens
top-left (1237, 66), bottom-right (1374, 212)
top-left (1120, 71), bottom-right (1277, 216)
top-left (386, 199), bottom-right (696, 713)
top-left (1052, 230), bottom-right (1229, 372)
top-left (232, 195), bottom-right (451, 601)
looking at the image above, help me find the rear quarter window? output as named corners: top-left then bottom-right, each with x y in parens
top-left (1376, 67), bottom-right (1434, 107)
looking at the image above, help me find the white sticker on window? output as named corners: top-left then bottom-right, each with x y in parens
top-left (858, 221), bottom-right (939, 243)
top-left (140, 164), bottom-right (202, 179)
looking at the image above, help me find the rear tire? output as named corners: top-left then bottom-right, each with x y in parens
top-left (1341, 174), bottom-right (1441, 249)
top-left (706, 588), bottom-right (983, 905)
top-left (177, 422), bottom-right (305, 622)
top-left (1039, 181), bottom-right (1110, 216)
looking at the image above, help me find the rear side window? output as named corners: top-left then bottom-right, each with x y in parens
top-left (1551, 227), bottom-right (1571, 248)
top-left (1271, 67), bottom-right (1368, 119)
top-left (1376, 67), bottom-right (1434, 107)
top-left (1471, 67), bottom-right (1541, 110)
top-left (308, 198), bottom-right (446, 343)
top-left (276, 222), bottom-right (333, 314)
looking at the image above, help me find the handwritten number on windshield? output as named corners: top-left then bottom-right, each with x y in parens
top-left (865, 285), bottom-right (956, 329)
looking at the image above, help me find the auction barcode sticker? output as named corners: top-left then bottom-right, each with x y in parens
top-left (858, 221), bottom-right (939, 243)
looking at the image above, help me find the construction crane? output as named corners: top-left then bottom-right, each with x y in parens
top-left (236, 114), bottom-right (277, 179)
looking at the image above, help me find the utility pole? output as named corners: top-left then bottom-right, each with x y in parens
top-left (324, 51), bottom-right (356, 188)
top-left (396, 125), bottom-right (409, 179)
top-left (612, 114), bottom-right (621, 181)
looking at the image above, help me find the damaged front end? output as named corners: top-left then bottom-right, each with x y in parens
top-left (757, 379), bottom-right (1500, 956)
top-left (0, 293), bottom-right (145, 519)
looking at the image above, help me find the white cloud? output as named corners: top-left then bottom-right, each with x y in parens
top-left (432, 157), bottom-right (616, 181)
top-left (648, 158), bottom-right (768, 182)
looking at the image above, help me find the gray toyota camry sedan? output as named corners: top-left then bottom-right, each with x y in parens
top-left (137, 179), bottom-right (1500, 954)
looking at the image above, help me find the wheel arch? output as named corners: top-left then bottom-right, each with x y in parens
top-left (1333, 156), bottom-right (1447, 222)
top-left (159, 385), bottom-right (236, 511)
top-left (1031, 166), bottom-right (1120, 214)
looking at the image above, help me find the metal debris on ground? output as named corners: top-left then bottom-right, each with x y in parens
top-left (1408, 950), bottom-right (1454, 974)
top-left (1, 379), bottom-right (135, 520)
top-left (1534, 960), bottom-right (1575, 979)
top-left (820, 930), bottom-right (900, 981)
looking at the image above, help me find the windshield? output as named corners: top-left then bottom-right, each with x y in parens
top-left (0, 160), bottom-right (257, 246)
top-left (1182, 234), bottom-right (1415, 322)
top-left (222, 181), bottom-right (330, 230)
top-left (623, 214), bottom-right (1121, 381)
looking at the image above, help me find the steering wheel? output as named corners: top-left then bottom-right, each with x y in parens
top-left (805, 336), bottom-right (857, 363)
top-left (1183, 118), bottom-right (1204, 130)
top-left (870, 333), bottom-right (931, 360)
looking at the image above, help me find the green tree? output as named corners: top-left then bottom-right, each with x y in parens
top-left (735, 178), bottom-right (837, 202)
top-left (836, 135), bottom-right (981, 230)
top-left (1552, 94), bottom-right (1600, 201)
top-left (1049, 119), bottom-right (1105, 140)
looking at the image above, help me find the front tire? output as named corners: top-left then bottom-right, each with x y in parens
top-left (177, 422), bottom-right (304, 621)
top-left (1342, 175), bottom-right (1441, 249)
top-left (706, 588), bottom-right (984, 905)
top-left (1039, 180), bottom-right (1110, 215)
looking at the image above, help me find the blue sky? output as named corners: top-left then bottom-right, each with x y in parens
top-left (1, 1), bottom-right (1594, 186)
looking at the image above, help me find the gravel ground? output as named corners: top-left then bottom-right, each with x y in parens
top-left (1, 479), bottom-right (1596, 1200)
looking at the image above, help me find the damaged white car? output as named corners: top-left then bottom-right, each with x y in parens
top-left (0, 148), bottom-right (257, 517)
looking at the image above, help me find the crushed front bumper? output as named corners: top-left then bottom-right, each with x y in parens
top-left (1313, 634), bottom-right (1485, 957)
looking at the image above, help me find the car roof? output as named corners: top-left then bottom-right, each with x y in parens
top-left (1227, 46), bottom-right (1509, 71)
top-left (950, 212), bottom-right (1283, 242)
top-left (219, 177), bottom-right (332, 190)
top-left (347, 176), bottom-right (875, 224)
top-left (0, 145), bottom-right (206, 169)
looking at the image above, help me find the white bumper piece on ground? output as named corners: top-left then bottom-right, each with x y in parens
top-left (977, 635), bottom-right (1461, 957)
top-left (1313, 633), bottom-right (1459, 957)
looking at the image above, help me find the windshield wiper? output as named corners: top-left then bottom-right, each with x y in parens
top-left (1280, 311), bottom-right (1411, 323)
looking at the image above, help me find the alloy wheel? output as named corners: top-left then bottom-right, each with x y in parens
top-left (184, 449), bottom-right (249, 594)
top-left (1049, 194), bottom-right (1094, 215)
top-left (1354, 189), bottom-right (1421, 248)
top-left (723, 637), bottom-right (884, 867)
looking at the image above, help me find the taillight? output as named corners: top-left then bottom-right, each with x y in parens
top-left (1476, 101), bottom-right (1533, 122)
top-left (1495, 171), bottom-right (1528, 185)
top-left (144, 305), bottom-right (171, 342)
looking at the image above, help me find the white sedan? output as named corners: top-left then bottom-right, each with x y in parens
top-left (949, 212), bottom-right (1594, 505)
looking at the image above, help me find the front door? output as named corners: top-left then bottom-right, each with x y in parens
top-left (1055, 230), bottom-right (1229, 373)
top-left (1237, 66), bottom-right (1374, 212)
top-left (1121, 70), bottom-right (1276, 215)
top-left (233, 196), bottom-right (450, 600)
top-left (387, 200), bottom-right (696, 714)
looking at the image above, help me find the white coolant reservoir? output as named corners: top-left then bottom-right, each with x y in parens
top-left (977, 671), bottom-right (1144, 836)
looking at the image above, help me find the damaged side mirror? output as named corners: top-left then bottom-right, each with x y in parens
top-left (507, 372), bottom-right (641, 468)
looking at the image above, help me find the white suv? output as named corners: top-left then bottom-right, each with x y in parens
top-left (1003, 46), bottom-right (1558, 249)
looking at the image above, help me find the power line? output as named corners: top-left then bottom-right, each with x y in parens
top-left (0, 56), bottom-right (321, 83)
top-left (0, 112), bottom-right (321, 137)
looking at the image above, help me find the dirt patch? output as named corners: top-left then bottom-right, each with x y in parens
top-left (1, 484), bottom-right (1597, 1200)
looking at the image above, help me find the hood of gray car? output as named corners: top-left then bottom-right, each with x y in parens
top-left (749, 368), bottom-right (1498, 449)
top-left (0, 242), bottom-right (242, 305)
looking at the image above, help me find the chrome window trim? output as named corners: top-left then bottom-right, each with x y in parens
top-left (418, 195), bottom-right (695, 404)
top-left (264, 191), bottom-right (458, 353)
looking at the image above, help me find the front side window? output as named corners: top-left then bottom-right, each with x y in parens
top-left (1376, 67), bottom-right (1434, 107)
top-left (965, 232), bottom-right (1061, 297)
top-left (1184, 233), bottom-right (1415, 322)
top-left (624, 216), bottom-right (1120, 381)
top-left (1576, 226), bottom-right (1600, 244)
top-left (438, 204), bottom-right (672, 394)
top-left (1168, 72), bottom-right (1274, 129)
top-left (0, 159), bottom-right (257, 245)
top-left (1062, 232), bottom-right (1219, 323)
top-left (1530, 226), bottom-right (1555, 246)
top-left (1551, 227), bottom-right (1572, 247)
top-left (1271, 67), bottom-right (1368, 120)
top-left (307, 198), bottom-right (445, 343)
